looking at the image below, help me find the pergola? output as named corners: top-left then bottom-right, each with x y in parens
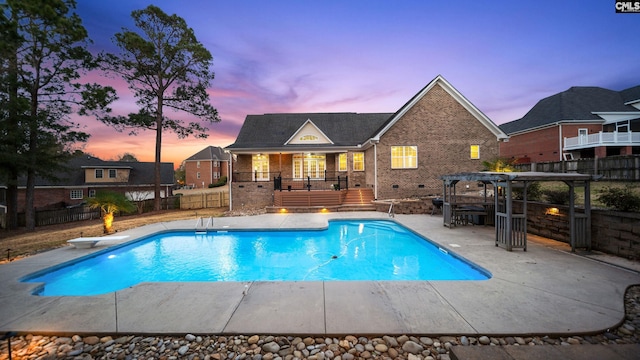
top-left (440, 172), bottom-right (599, 251)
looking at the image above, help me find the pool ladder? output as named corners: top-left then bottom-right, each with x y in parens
top-left (195, 216), bottom-right (214, 233)
top-left (388, 202), bottom-right (395, 218)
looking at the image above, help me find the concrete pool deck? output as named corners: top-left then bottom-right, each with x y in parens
top-left (0, 212), bottom-right (639, 336)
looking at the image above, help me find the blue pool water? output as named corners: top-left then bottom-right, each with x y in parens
top-left (23, 220), bottom-right (490, 296)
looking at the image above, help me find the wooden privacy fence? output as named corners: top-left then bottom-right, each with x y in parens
top-left (514, 155), bottom-right (640, 180)
top-left (32, 207), bottom-right (101, 227)
top-left (180, 191), bottom-right (229, 209)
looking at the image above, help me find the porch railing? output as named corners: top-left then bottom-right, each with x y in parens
top-left (564, 131), bottom-right (640, 150)
top-left (274, 175), bottom-right (348, 191)
top-left (231, 171), bottom-right (348, 191)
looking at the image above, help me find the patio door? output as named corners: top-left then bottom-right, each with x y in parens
top-left (252, 154), bottom-right (270, 181)
top-left (293, 154), bottom-right (326, 179)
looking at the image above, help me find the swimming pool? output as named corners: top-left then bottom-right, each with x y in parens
top-left (23, 220), bottom-right (490, 296)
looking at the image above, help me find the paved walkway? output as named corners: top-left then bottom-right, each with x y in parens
top-left (1, 212), bottom-right (638, 338)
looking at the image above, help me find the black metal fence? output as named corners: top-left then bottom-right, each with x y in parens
top-left (274, 175), bottom-right (348, 191)
top-left (232, 171), bottom-right (349, 191)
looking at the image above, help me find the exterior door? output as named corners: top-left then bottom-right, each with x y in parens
top-left (252, 154), bottom-right (270, 181)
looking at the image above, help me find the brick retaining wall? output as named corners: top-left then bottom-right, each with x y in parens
top-left (512, 201), bottom-right (640, 260)
top-left (375, 198), bottom-right (640, 260)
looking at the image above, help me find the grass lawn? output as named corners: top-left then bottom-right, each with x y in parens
top-left (537, 181), bottom-right (640, 208)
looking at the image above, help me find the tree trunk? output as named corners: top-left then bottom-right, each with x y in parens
top-left (25, 169), bottom-right (36, 230)
top-left (154, 93), bottom-right (163, 211)
top-left (5, 15), bottom-right (20, 230)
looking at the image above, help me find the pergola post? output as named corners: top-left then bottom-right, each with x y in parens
top-left (585, 180), bottom-right (592, 251)
top-left (568, 181), bottom-right (576, 252)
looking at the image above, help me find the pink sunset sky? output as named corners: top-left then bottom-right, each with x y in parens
top-left (72, 0), bottom-right (640, 168)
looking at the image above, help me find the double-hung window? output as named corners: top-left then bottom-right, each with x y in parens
top-left (70, 189), bottom-right (83, 200)
top-left (338, 153), bottom-right (347, 172)
top-left (391, 146), bottom-right (417, 169)
top-left (353, 152), bottom-right (364, 171)
top-left (95, 169), bottom-right (103, 179)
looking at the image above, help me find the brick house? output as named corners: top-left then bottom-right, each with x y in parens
top-left (499, 85), bottom-right (640, 163)
top-left (183, 146), bottom-right (231, 189)
top-left (1, 154), bottom-right (175, 213)
top-left (225, 75), bottom-right (508, 210)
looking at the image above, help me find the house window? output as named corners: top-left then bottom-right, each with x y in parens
top-left (391, 146), bottom-right (417, 169)
top-left (196, 172), bottom-right (201, 179)
top-left (293, 154), bottom-right (326, 179)
top-left (252, 154), bottom-right (270, 181)
top-left (88, 189), bottom-right (96, 198)
top-left (213, 161), bottom-right (219, 167)
top-left (214, 172), bottom-right (219, 179)
top-left (95, 169), bottom-right (103, 179)
top-left (353, 152), bottom-right (364, 171)
top-left (70, 189), bottom-right (83, 200)
top-left (108, 169), bottom-right (117, 178)
top-left (470, 145), bottom-right (480, 159)
top-left (338, 153), bottom-right (347, 172)
top-left (300, 135), bottom-right (318, 141)
top-left (197, 161), bottom-right (201, 168)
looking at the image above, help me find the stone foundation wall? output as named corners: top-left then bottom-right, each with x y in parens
top-left (373, 199), bottom-right (433, 214)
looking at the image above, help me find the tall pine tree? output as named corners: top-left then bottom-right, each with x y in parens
top-left (0, 0), bottom-right (116, 229)
top-left (100, 5), bottom-right (220, 211)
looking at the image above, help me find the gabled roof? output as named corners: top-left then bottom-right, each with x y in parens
top-left (285, 119), bottom-right (334, 145)
top-left (372, 75), bottom-right (508, 141)
top-left (226, 113), bottom-right (392, 152)
top-left (16, 155), bottom-right (174, 187)
top-left (185, 146), bottom-right (230, 161)
top-left (499, 86), bottom-right (639, 135)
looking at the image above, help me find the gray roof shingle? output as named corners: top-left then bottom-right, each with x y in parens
top-left (226, 112), bottom-right (393, 150)
top-left (499, 86), bottom-right (639, 135)
top-left (19, 155), bottom-right (174, 187)
top-left (185, 146), bottom-right (230, 161)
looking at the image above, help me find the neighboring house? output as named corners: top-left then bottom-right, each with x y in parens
top-left (183, 146), bottom-right (231, 189)
top-left (4, 155), bottom-right (175, 212)
top-left (225, 75), bottom-right (508, 210)
top-left (499, 85), bottom-right (640, 163)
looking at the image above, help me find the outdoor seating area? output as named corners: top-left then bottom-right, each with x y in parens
top-left (441, 171), bottom-right (598, 252)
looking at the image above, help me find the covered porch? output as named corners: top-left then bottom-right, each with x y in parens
top-left (441, 172), bottom-right (599, 252)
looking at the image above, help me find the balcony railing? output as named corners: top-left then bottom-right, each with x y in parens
top-left (564, 131), bottom-right (640, 150)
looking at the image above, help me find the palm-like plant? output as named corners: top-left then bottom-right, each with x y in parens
top-left (481, 158), bottom-right (517, 172)
top-left (87, 191), bottom-right (136, 234)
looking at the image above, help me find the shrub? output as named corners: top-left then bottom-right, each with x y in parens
top-left (208, 176), bottom-right (228, 188)
top-left (543, 189), bottom-right (573, 205)
top-left (597, 185), bottom-right (640, 212)
top-left (513, 181), bottom-right (543, 201)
